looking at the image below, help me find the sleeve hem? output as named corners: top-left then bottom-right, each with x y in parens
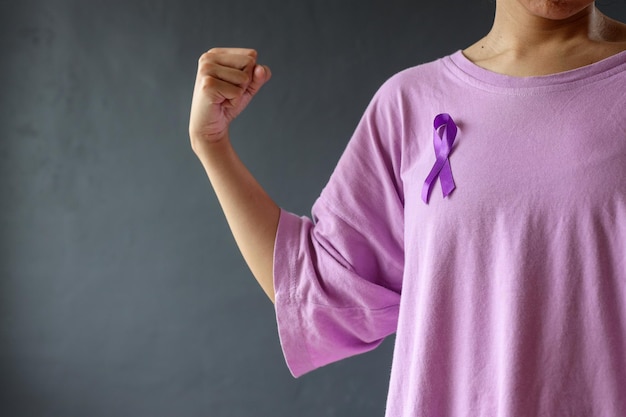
top-left (273, 208), bottom-right (317, 378)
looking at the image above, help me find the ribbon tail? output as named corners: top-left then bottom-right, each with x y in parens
top-left (421, 178), bottom-right (434, 204)
top-left (439, 160), bottom-right (456, 197)
top-left (422, 157), bottom-right (447, 203)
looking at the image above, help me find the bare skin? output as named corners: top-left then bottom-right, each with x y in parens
top-left (463, 0), bottom-right (626, 76)
top-left (189, 2), bottom-right (626, 303)
top-left (189, 48), bottom-right (278, 302)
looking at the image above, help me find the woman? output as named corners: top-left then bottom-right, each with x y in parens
top-left (189, 1), bottom-right (626, 415)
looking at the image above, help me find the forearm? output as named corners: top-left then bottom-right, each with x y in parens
top-left (194, 135), bottom-right (280, 303)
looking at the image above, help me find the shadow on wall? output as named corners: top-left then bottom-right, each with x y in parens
top-left (0, 3), bottom-right (60, 414)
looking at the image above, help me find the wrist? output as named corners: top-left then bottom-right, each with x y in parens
top-left (191, 131), bottom-right (231, 157)
top-left (192, 134), bottom-right (238, 170)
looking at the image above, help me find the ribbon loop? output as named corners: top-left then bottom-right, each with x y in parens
top-left (421, 113), bottom-right (458, 204)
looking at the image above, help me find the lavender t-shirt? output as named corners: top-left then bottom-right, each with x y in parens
top-left (273, 50), bottom-right (626, 417)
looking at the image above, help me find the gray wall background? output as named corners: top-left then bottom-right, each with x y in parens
top-left (1, 1), bottom-right (624, 416)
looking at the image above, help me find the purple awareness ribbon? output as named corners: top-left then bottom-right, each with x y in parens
top-left (421, 113), bottom-right (458, 204)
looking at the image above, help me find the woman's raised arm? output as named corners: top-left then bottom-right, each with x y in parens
top-left (189, 48), bottom-right (278, 302)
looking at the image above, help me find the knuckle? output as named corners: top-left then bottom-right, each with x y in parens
top-left (199, 49), bottom-right (218, 63)
top-left (200, 61), bottom-right (217, 74)
top-left (200, 75), bottom-right (217, 90)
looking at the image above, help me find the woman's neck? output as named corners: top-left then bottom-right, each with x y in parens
top-left (463, 2), bottom-right (626, 76)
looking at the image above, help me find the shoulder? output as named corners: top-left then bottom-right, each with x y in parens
top-left (379, 54), bottom-right (453, 93)
top-left (370, 52), bottom-right (458, 107)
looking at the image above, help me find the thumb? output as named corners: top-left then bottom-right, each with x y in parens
top-left (247, 64), bottom-right (272, 96)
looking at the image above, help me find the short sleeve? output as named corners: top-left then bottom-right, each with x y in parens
top-left (273, 82), bottom-right (406, 377)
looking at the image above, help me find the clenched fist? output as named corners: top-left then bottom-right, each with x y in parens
top-left (189, 48), bottom-right (271, 151)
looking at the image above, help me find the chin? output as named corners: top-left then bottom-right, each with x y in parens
top-left (521, 0), bottom-right (595, 20)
